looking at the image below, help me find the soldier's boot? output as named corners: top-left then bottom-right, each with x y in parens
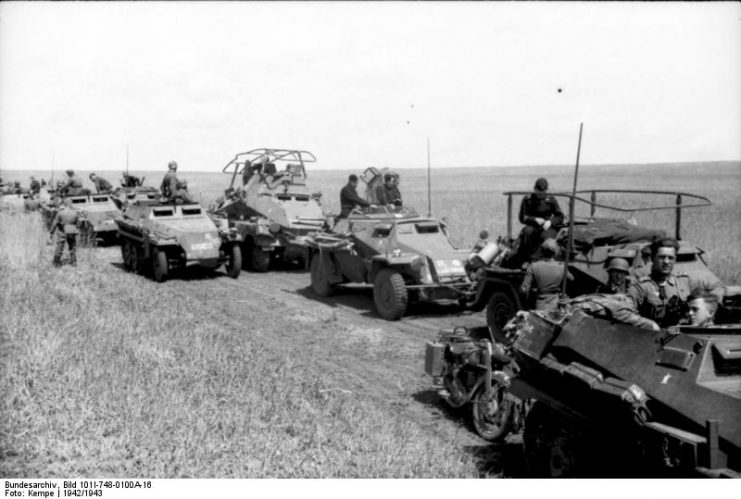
top-left (68, 236), bottom-right (77, 266)
top-left (53, 234), bottom-right (65, 266)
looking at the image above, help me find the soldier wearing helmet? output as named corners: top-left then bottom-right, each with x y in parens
top-left (160, 161), bottom-right (179, 199)
top-left (61, 169), bottom-right (83, 196)
top-left (50, 197), bottom-right (82, 266)
top-left (89, 173), bottom-right (113, 193)
top-left (598, 257), bottom-right (632, 294)
top-left (512, 177), bottom-right (564, 265)
top-left (519, 238), bottom-right (572, 311)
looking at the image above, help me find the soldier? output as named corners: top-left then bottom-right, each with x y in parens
top-left (173, 179), bottom-right (194, 204)
top-left (628, 237), bottom-right (723, 328)
top-left (29, 176), bottom-right (41, 196)
top-left (160, 161), bottom-right (179, 199)
top-left (376, 173), bottom-right (403, 208)
top-left (687, 292), bottom-right (718, 327)
top-left (89, 173), bottom-right (113, 193)
top-left (569, 293), bottom-right (660, 331)
top-left (598, 257), bottom-right (631, 294)
top-left (121, 171), bottom-right (142, 188)
top-left (60, 169), bottom-right (84, 196)
top-left (519, 238), bottom-right (572, 311)
top-left (513, 177), bottom-right (564, 264)
top-left (338, 174), bottom-right (375, 218)
top-left (50, 198), bottom-right (82, 266)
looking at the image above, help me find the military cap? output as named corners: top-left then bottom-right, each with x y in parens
top-left (606, 257), bottom-right (630, 274)
top-left (534, 177), bottom-right (549, 191)
top-left (541, 238), bottom-right (559, 255)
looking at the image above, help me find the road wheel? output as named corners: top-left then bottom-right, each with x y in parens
top-left (121, 241), bottom-right (133, 271)
top-left (471, 383), bottom-right (515, 442)
top-left (310, 252), bottom-right (335, 297)
top-left (250, 244), bottom-right (271, 273)
top-left (225, 244), bottom-right (242, 279)
top-left (523, 401), bottom-right (584, 478)
top-left (486, 290), bottom-right (517, 343)
top-left (152, 248), bottom-right (169, 283)
top-left (373, 268), bottom-right (408, 320)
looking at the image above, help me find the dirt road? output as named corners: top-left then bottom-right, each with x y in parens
top-left (99, 247), bottom-right (526, 476)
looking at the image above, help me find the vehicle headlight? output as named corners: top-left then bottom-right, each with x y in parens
top-left (410, 255), bottom-right (424, 272)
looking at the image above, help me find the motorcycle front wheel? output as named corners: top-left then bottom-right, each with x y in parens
top-left (471, 383), bottom-right (515, 442)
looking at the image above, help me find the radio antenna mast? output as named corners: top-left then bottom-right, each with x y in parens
top-left (561, 123), bottom-right (584, 297)
top-left (426, 137), bottom-right (432, 217)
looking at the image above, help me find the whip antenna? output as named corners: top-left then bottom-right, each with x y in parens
top-left (426, 137), bottom-right (431, 217)
top-left (561, 123), bottom-right (584, 297)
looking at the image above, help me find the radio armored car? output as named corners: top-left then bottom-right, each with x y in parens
top-left (115, 200), bottom-right (242, 282)
top-left (210, 148), bottom-right (326, 272)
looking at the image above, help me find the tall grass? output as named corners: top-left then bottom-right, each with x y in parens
top-left (0, 212), bottom-right (479, 477)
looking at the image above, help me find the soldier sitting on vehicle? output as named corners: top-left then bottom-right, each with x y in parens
top-left (29, 176), bottom-right (41, 196)
top-left (597, 257), bottom-right (632, 294)
top-left (510, 177), bottom-right (564, 266)
top-left (121, 172), bottom-right (142, 188)
top-left (60, 169), bottom-right (84, 196)
top-left (338, 174), bottom-right (375, 219)
top-left (173, 179), bottom-right (194, 204)
top-left (160, 161), bottom-right (179, 200)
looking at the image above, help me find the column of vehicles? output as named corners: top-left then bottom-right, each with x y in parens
top-left (9, 153), bottom-right (741, 477)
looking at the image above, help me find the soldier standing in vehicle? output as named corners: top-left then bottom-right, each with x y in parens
top-left (60, 169), bottom-right (84, 196)
top-left (29, 176), bottom-right (41, 196)
top-left (50, 198), bottom-right (81, 267)
top-left (598, 257), bottom-right (631, 294)
top-left (376, 173), bottom-right (403, 208)
top-left (628, 238), bottom-right (724, 327)
top-left (89, 173), bottom-right (113, 193)
top-left (160, 161), bottom-right (179, 199)
top-left (338, 174), bottom-right (374, 218)
top-left (519, 238), bottom-right (572, 311)
top-left (513, 177), bottom-right (564, 264)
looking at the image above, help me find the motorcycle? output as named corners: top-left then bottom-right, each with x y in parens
top-left (424, 325), bottom-right (524, 441)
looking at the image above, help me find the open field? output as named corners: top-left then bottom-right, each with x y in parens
top-left (1, 161), bottom-right (740, 478)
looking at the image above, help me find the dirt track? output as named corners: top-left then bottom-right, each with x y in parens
top-left (99, 247), bottom-right (526, 476)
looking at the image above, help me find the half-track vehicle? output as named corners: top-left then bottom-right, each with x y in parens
top-left (115, 199), bottom-right (242, 282)
top-left (468, 189), bottom-right (739, 340)
top-left (211, 148), bottom-right (326, 272)
top-left (306, 203), bottom-right (475, 321)
top-left (499, 307), bottom-right (741, 477)
top-left (41, 192), bottom-right (120, 245)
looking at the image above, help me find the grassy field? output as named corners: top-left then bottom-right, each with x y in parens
top-left (1, 161), bottom-right (740, 478)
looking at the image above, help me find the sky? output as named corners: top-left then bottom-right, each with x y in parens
top-left (0, 1), bottom-right (739, 172)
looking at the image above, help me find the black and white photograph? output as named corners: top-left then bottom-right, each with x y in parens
top-left (1, 0), bottom-right (739, 492)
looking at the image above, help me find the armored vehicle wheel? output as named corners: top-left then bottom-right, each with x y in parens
top-left (523, 401), bottom-right (585, 477)
top-left (121, 241), bottom-right (134, 271)
top-left (373, 269), bottom-right (408, 321)
top-left (225, 244), bottom-right (242, 279)
top-left (471, 383), bottom-right (515, 442)
top-left (152, 248), bottom-right (169, 283)
top-left (310, 253), bottom-right (335, 297)
top-left (486, 291), bottom-right (517, 343)
top-left (249, 243), bottom-right (271, 273)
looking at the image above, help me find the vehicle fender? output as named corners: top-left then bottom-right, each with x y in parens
top-left (368, 255), bottom-right (417, 282)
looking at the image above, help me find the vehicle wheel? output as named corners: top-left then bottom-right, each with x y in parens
top-left (121, 241), bottom-right (133, 271)
top-left (523, 401), bottom-right (584, 478)
top-left (250, 244), bottom-right (271, 273)
top-left (225, 244), bottom-right (242, 279)
top-left (471, 383), bottom-right (515, 442)
top-left (131, 245), bottom-right (143, 274)
top-left (310, 252), bottom-right (335, 297)
top-left (152, 248), bottom-right (169, 282)
top-left (486, 290), bottom-right (517, 343)
top-left (373, 268), bottom-right (408, 320)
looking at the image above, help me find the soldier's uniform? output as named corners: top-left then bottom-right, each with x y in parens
top-left (62, 174), bottom-right (84, 196)
top-left (598, 279), bottom-right (631, 294)
top-left (515, 192), bottom-right (564, 263)
top-left (338, 182), bottom-right (370, 218)
top-left (160, 171), bottom-right (179, 199)
top-left (628, 273), bottom-right (693, 327)
top-left (51, 206), bottom-right (81, 266)
top-left (520, 259), bottom-right (570, 311)
top-left (92, 176), bottom-right (113, 193)
top-left (376, 183), bottom-right (402, 207)
top-left (569, 293), bottom-right (658, 330)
